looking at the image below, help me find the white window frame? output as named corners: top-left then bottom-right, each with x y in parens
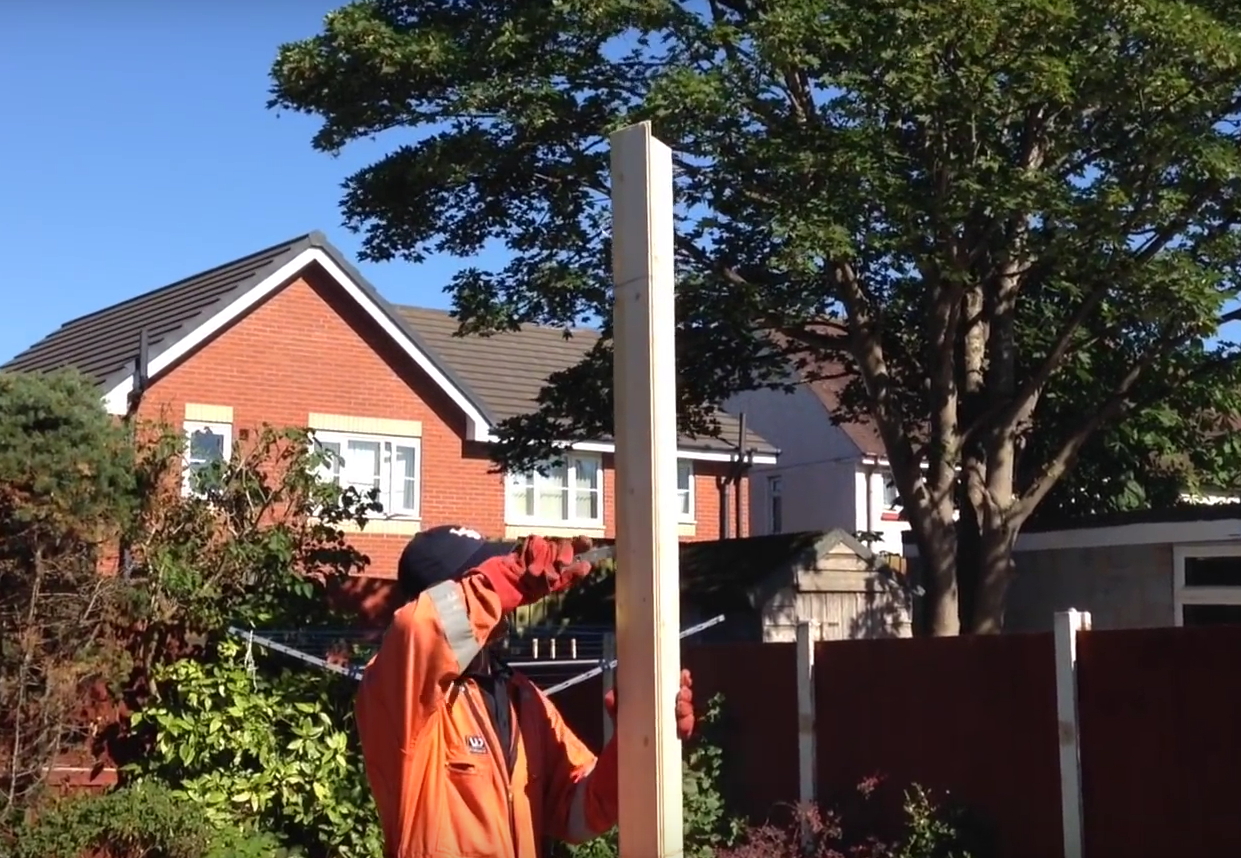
top-left (506, 453), bottom-right (604, 528)
top-left (182, 420), bottom-right (233, 497)
top-left (769, 474), bottom-right (783, 534)
top-left (677, 459), bottom-right (695, 522)
top-left (311, 429), bottom-right (422, 520)
top-left (1172, 543), bottom-right (1241, 626)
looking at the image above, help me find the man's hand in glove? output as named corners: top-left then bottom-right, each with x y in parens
top-left (474, 535), bottom-right (595, 612)
top-left (604, 669), bottom-right (696, 740)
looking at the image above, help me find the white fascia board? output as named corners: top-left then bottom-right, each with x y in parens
top-left (904, 517), bottom-right (1241, 557)
top-left (102, 248), bottom-right (493, 441)
top-left (567, 439), bottom-right (777, 465)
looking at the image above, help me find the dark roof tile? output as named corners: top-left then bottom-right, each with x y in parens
top-left (396, 306), bottom-right (776, 455)
top-left (4, 233), bottom-right (775, 456)
top-left (4, 234), bottom-right (316, 389)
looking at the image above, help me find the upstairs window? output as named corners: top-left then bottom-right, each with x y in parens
top-left (507, 455), bottom-right (603, 526)
top-left (314, 430), bottom-right (421, 518)
top-left (183, 421), bottom-right (232, 496)
top-left (769, 475), bottom-right (783, 533)
top-left (677, 460), bottom-right (694, 521)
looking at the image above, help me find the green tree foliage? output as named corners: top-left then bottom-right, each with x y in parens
top-left (0, 369), bottom-right (381, 846)
top-left (0, 370), bottom-right (136, 817)
top-left (270, 0), bottom-right (1241, 634)
top-left (120, 424), bottom-right (380, 667)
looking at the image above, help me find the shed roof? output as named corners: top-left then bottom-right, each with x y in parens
top-left (556, 529), bottom-right (909, 622)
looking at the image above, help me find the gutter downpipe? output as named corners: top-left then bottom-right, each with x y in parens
top-left (120, 329), bottom-right (150, 579)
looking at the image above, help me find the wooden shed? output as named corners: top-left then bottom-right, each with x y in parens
top-left (732, 529), bottom-right (915, 642)
top-left (551, 529), bottom-right (915, 642)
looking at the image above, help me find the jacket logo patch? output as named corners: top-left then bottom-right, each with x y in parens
top-left (465, 735), bottom-right (488, 754)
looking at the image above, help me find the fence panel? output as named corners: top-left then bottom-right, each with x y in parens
top-left (683, 642), bottom-right (800, 821)
top-left (814, 633), bottom-right (1062, 858)
top-left (551, 641), bottom-right (800, 821)
top-left (1076, 624), bottom-right (1241, 858)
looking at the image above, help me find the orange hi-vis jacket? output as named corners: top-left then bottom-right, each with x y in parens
top-left (355, 571), bottom-right (618, 858)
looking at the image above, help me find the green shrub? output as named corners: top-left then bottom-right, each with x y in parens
top-left (128, 638), bottom-right (382, 858)
top-left (7, 780), bottom-right (286, 858)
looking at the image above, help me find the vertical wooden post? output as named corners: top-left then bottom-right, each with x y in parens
top-left (602, 632), bottom-right (617, 745)
top-left (795, 620), bottom-right (818, 804)
top-left (1053, 608), bottom-right (1091, 858)
top-left (734, 414), bottom-right (747, 539)
top-left (610, 120), bottom-right (684, 857)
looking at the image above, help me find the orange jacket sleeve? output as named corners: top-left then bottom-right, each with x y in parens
top-left (535, 688), bottom-right (620, 844)
top-left (354, 574), bottom-right (506, 854)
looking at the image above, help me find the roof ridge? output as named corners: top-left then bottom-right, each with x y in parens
top-left (51, 233), bottom-right (316, 331)
top-left (394, 303), bottom-right (603, 337)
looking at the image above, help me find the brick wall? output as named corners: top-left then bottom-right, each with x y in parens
top-left (138, 270), bottom-right (752, 578)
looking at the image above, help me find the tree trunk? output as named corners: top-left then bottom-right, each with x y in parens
top-left (968, 523), bottom-right (1019, 634)
top-left (955, 486), bottom-right (981, 633)
top-left (911, 513), bottom-right (960, 636)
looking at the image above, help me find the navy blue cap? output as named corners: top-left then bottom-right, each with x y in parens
top-left (397, 525), bottom-right (515, 600)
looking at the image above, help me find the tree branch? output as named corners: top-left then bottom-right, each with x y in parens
top-left (1015, 320), bottom-right (1241, 521)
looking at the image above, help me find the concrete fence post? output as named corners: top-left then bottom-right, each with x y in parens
top-left (1053, 608), bottom-right (1092, 858)
top-left (795, 620), bottom-right (819, 805)
top-left (602, 632), bottom-right (617, 745)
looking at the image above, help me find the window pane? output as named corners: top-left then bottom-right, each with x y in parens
top-left (769, 475), bottom-right (784, 533)
top-left (882, 474), bottom-right (900, 508)
top-left (507, 482), bottom-right (534, 517)
top-left (537, 484), bottom-right (568, 520)
top-left (1182, 603), bottom-right (1241, 626)
top-left (541, 462), bottom-right (566, 489)
top-left (678, 488), bottom-right (692, 518)
top-left (343, 440), bottom-right (382, 494)
top-left (394, 445), bottom-right (418, 511)
top-left (571, 457), bottom-right (597, 489)
top-left (574, 488), bottom-right (599, 520)
top-left (1184, 556), bottom-right (1241, 588)
top-left (317, 441), bottom-right (342, 483)
top-left (677, 460), bottom-right (691, 491)
top-left (189, 427), bottom-right (225, 463)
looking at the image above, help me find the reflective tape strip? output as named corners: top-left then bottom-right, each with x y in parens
top-left (427, 581), bottom-right (481, 672)
top-left (565, 762), bottom-right (599, 842)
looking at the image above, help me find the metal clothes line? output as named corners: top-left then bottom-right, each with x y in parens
top-left (225, 613), bottom-right (725, 698)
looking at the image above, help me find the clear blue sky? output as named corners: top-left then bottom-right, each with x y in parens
top-left (0, 2), bottom-right (506, 363)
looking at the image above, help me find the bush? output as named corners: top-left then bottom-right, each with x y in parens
top-left (128, 638), bottom-right (381, 858)
top-left (717, 782), bottom-right (977, 858)
top-left (0, 370), bottom-right (137, 817)
top-left (6, 780), bottom-right (285, 858)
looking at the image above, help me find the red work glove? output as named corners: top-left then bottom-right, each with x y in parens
top-left (604, 669), bottom-right (695, 740)
top-left (474, 535), bottom-right (594, 612)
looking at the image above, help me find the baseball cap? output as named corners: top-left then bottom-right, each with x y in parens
top-left (397, 525), bottom-right (515, 600)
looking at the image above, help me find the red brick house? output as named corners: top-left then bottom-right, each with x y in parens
top-left (4, 232), bottom-right (777, 578)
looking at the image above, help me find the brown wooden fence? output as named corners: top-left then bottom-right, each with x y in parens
top-left (555, 623), bottom-right (1241, 858)
top-left (554, 642), bottom-right (799, 821)
top-left (812, 634), bottom-right (1060, 858)
top-left (1075, 624), bottom-right (1241, 857)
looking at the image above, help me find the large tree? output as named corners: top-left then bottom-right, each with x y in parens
top-left (270, 0), bottom-right (1241, 634)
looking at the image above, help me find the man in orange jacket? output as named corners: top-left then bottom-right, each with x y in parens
top-left (355, 524), bottom-right (695, 858)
